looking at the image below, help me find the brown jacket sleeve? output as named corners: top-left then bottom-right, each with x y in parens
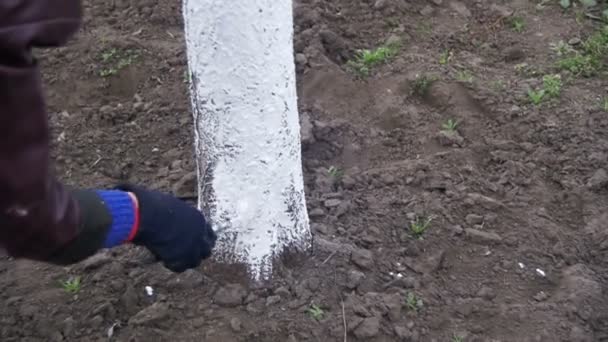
top-left (0, 0), bottom-right (103, 262)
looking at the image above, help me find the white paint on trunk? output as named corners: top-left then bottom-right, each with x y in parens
top-left (183, 0), bottom-right (311, 280)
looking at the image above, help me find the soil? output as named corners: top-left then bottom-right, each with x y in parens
top-left (1, 0), bottom-right (608, 341)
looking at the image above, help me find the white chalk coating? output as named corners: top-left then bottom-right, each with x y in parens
top-left (183, 0), bottom-right (311, 280)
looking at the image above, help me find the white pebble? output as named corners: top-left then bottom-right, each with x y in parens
top-left (397, 273), bottom-right (403, 278)
top-left (518, 262), bottom-right (525, 269)
top-left (535, 268), bottom-right (546, 277)
top-left (145, 286), bottom-right (154, 296)
top-left (389, 272), bottom-right (394, 276)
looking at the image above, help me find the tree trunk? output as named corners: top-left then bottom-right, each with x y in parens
top-left (182, 0), bottom-right (311, 280)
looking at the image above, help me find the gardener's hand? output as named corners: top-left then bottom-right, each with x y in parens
top-left (118, 184), bottom-right (217, 272)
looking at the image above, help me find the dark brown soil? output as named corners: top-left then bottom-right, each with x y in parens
top-left (2, 1), bottom-right (608, 341)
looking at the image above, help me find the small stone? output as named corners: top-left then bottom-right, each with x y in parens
top-left (295, 53), bottom-right (308, 65)
top-left (432, 0), bottom-right (443, 5)
top-left (420, 5), bottom-right (434, 16)
top-left (275, 286), bottom-right (291, 298)
top-left (341, 175), bottom-right (356, 189)
top-left (437, 130), bottom-right (465, 147)
top-left (351, 249), bottom-right (374, 270)
top-left (450, 1), bottom-right (471, 17)
top-left (465, 228), bottom-right (503, 244)
top-left (214, 284), bottom-right (248, 307)
top-left (385, 34), bottom-right (401, 47)
top-left (129, 303), bottom-right (169, 326)
top-left (533, 291), bottom-right (548, 302)
top-left (324, 199), bottom-right (342, 208)
top-left (587, 169), bottom-right (608, 190)
top-left (346, 270), bottom-right (366, 289)
top-left (449, 225), bottom-right (464, 235)
top-left (230, 318), bottom-right (242, 332)
top-left (568, 37), bottom-right (582, 45)
top-left (467, 193), bottom-right (504, 210)
top-left (394, 326), bottom-right (412, 339)
top-left (120, 284), bottom-right (139, 316)
top-left (168, 269), bottom-right (204, 290)
top-left (266, 295), bottom-right (281, 306)
top-left (374, 0), bottom-right (388, 10)
top-left (383, 293), bottom-right (402, 321)
top-left (309, 208), bottom-right (325, 218)
top-left (385, 276), bottom-right (417, 289)
top-left (171, 171), bottom-right (197, 198)
top-left (80, 251), bottom-right (112, 270)
top-left (490, 4), bottom-right (514, 17)
top-left (300, 112), bottom-right (315, 145)
top-left (476, 286), bottom-right (496, 300)
top-left (465, 214), bottom-right (484, 225)
top-left (62, 317), bottom-right (76, 337)
top-left (353, 316), bottom-right (381, 339)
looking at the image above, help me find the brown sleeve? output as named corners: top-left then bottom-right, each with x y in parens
top-left (0, 0), bottom-right (88, 261)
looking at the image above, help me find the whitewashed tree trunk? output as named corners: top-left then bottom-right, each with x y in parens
top-left (182, 0), bottom-right (311, 280)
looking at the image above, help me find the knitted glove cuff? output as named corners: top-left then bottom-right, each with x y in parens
top-left (96, 190), bottom-right (139, 248)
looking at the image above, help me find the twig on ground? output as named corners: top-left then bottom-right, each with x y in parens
top-left (322, 251), bottom-right (338, 265)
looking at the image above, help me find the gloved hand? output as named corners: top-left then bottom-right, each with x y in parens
top-left (120, 184), bottom-right (217, 272)
top-left (96, 185), bottom-right (216, 272)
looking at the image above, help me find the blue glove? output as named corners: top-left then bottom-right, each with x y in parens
top-left (97, 185), bottom-right (216, 272)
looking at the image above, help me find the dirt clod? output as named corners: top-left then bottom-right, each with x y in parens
top-left (353, 316), bottom-right (381, 339)
top-left (214, 284), bottom-right (248, 307)
top-left (129, 302), bottom-right (169, 326)
top-left (351, 249), bottom-right (374, 270)
top-left (465, 228), bottom-right (503, 244)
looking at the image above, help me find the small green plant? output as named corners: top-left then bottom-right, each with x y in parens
top-left (411, 74), bottom-right (436, 96)
top-left (441, 119), bottom-right (458, 132)
top-left (527, 89), bottom-right (545, 105)
top-left (99, 48), bottom-right (139, 77)
top-left (61, 276), bottom-right (82, 294)
top-left (416, 22), bottom-right (433, 36)
top-left (452, 334), bottom-right (465, 342)
top-left (456, 69), bottom-right (474, 83)
top-left (602, 97), bottom-right (608, 112)
top-left (491, 80), bottom-right (505, 92)
top-left (327, 166), bottom-right (344, 180)
top-left (527, 74), bottom-right (562, 105)
top-left (542, 74), bottom-right (562, 98)
top-left (410, 216), bottom-right (432, 238)
top-left (405, 292), bottom-right (424, 312)
top-left (509, 16), bottom-right (525, 32)
top-left (307, 304), bottom-right (325, 321)
top-left (439, 49), bottom-right (453, 65)
top-left (557, 26), bottom-right (608, 76)
top-left (550, 40), bottom-right (575, 56)
top-left (347, 44), bottom-right (399, 76)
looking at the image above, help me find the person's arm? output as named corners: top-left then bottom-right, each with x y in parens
top-left (0, 0), bottom-right (98, 262)
top-left (0, 0), bottom-right (216, 270)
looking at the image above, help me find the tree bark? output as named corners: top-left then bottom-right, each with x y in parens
top-left (183, 0), bottom-right (311, 280)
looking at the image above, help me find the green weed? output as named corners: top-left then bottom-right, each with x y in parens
top-left (528, 89), bottom-right (545, 105)
top-left (99, 48), bottom-right (139, 77)
top-left (542, 74), bottom-right (562, 98)
top-left (405, 292), bottom-right (424, 312)
top-left (411, 74), bottom-right (437, 96)
top-left (327, 166), bottom-right (344, 180)
top-left (441, 119), bottom-right (458, 132)
top-left (602, 97), bottom-right (608, 112)
top-left (550, 40), bottom-right (575, 56)
top-left (439, 49), bottom-right (453, 65)
top-left (410, 216), bottom-right (432, 238)
top-left (557, 26), bottom-right (608, 76)
top-left (456, 69), bottom-right (474, 83)
top-left (491, 80), bottom-right (506, 92)
top-left (61, 276), bottom-right (82, 294)
top-left (509, 16), bottom-right (525, 32)
top-left (527, 74), bottom-right (562, 105)
top-left (452, 334), bottom-right (465, 342)
top-left (348, 44), bottom-right (399, 76)
top-left (307, 304), bottom-right (325, 321)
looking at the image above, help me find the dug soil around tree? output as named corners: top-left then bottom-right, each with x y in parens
top-left (1, 0), bottom-right (608, 341)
